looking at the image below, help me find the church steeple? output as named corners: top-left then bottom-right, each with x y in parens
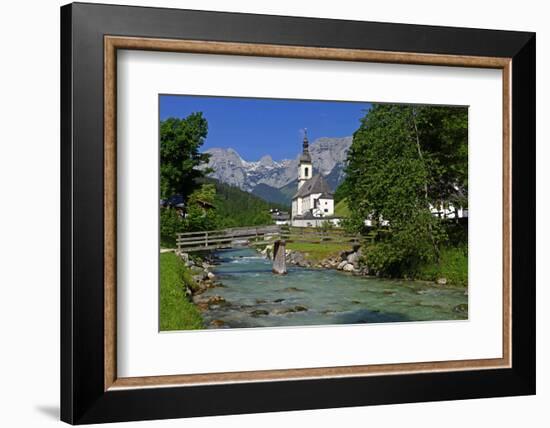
top-left (298, 129), bottom-right (312, 189)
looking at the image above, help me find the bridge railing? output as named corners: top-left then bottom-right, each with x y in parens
top-left (176, 224), bottom-right (372, 253)
top-left (176, 225), bottom-right (281, 252)
top-left (277, 225), bottom-right (363, 245)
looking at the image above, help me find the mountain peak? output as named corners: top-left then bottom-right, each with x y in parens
top-left (258, 155), bottom-right (274, 166)
top-left (204, 136), bottom-right (352, 192)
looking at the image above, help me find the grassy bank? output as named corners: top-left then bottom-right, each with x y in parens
top-left (286, 241), bottom-right (353, 264)
top-left (160, 252), bottom-right (203, 331)
top-left (412, 246), bottom-right (468, 287)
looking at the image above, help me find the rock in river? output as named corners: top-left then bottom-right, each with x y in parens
top-left (210, 319), bottom-right (226, 327)
top-left (343, 263), bottom-right (355, 272)
top-left (337, 260), bottom-right (348, 270)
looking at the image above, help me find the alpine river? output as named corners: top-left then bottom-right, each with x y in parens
top-left (199, 248), bottom-right (468, 329)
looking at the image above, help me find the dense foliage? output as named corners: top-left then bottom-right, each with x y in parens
top-left (200, 177), bottom-right (287, 228)
top-left (343, 104), bottom-right (468, 276)
top-left (160, 114), bottom-right (211, 200)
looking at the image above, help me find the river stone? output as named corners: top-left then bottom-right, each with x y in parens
top-left (347, 251), bottom-right (361, 265)
top-left (207, 271), bottom-right (216, 280)
top-left (250, 309), bottom-right (269, 317)
top-left (210, 319), bottom-right (226, 327)
top-left (271, 307), bottom-right (295, 315)
top-left (343, 263), bottom-right (355, 272)
top-left (339, 250), bottom-right (352, 260)
top-left (337, 260), bottom-right (348, 270)
top-left (453, 303), bottom-right (468, 313)
top-left (207, 295), bottom-right (226, 305)
top-left (294, 305), bottom-right (308, 312)
top-left (284, 287), bottom-right (304, 292)
top-left (436, 277), bottom-right (448, 286)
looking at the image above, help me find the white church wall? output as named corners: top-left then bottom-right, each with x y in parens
top-left (291, 199), bottom-right (298, 217)
top-left (303, 192), bottom-right (322, 212)
top-left (318, 197), bottom-right (334, 216)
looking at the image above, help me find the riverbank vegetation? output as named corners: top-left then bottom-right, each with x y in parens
top-left (336, 104), bottom-right (468, 285)
top-left (160, 252), bottom-right (203, 331)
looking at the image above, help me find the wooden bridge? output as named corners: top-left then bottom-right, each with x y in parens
top-left (176, 225), bottom-right (363, 252)
top-left (176, 225), bottom-right (364, 275)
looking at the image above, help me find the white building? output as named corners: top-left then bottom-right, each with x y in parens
top-left (291, 133), bottom-right (339, 227)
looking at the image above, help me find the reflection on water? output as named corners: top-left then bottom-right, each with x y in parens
top-left (199, 248), bottom-right (468, 329)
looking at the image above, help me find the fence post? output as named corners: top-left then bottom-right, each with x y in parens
top-left (205, 231), bottom-right (208, 247)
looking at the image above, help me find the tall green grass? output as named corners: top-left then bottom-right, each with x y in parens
top-left (160, 252), bottom-right (203, 331)
top-left (414, 246), bottom-right (468, 287)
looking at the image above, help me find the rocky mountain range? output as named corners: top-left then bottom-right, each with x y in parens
top-left (202, 136), bottom-right (352, 205)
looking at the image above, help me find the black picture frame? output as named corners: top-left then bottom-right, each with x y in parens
top-left (61, 2), bottom-right (535, 424)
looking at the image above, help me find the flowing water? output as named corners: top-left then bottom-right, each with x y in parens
top-left (199, 248), bottom-right (468, 329)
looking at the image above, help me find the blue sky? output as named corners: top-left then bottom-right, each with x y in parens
top-left (160, 95), bottom-right (371, 161)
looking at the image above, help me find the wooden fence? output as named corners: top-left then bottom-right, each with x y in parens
top-left (176, 224), bottom-right (370, 253)
top-left (176, 225), bottom-right (282, 252)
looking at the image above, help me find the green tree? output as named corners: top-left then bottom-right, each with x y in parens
top-left (345, 104), bottom-right (467, 275)
top-left (160, 113), bottom-right (211, 200)
top-left (183, 184), bottom-right (219, 231)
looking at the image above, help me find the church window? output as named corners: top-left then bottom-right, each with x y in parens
top-left (304, 167), bottom-right (309, 177)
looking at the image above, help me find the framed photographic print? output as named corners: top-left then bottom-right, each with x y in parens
top-left (60, 2), bottom-right (536, 424)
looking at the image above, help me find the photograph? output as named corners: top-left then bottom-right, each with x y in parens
top-left (159, 95), bottom-right (469, 331)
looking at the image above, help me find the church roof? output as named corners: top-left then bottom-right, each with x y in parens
top-left (318, 192), bottom-right (333, 199)
top-left (293, 174), bottom-right (332, 199)
top-left (299, 152), bottom-right (312, 163)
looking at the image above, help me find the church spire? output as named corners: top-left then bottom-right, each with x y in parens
top-left (298, 129), bottom-right (312, 189)
top-left (299, 129), bottom-right (312, 163)
top-left (303, 129), bottom-right (309, 153)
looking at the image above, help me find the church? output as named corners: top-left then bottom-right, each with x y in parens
top-left (291, 132), bottom-right (337, 227)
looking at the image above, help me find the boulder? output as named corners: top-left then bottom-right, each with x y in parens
top-left (206, 271), bottom-right (216, 280)
top-left (347, 251), bottom-right (361, 265)
top-left (207, 295), bottom-right (226, 305)
top-left (210, 319), bottom-right (226, 327)
top-left (289, 251), bottom-right (310, 267)
top-left (339, 250), bottom-right (352, 260)
top-left (343, 263), bottom-right (355, 272)
top-left (337, 260), bottom-right (348, 270)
